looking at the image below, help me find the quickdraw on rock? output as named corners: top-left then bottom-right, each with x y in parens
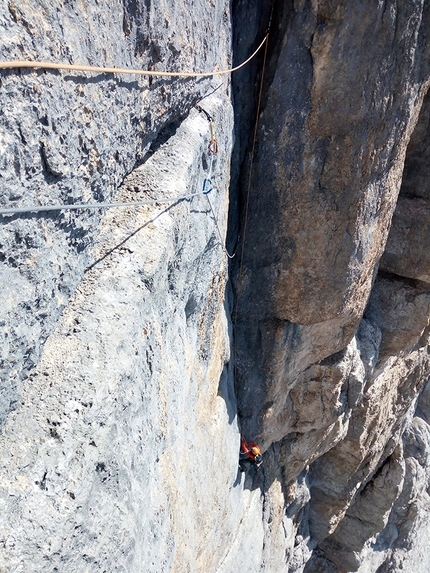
top-left (196, 104), bottom-right (218, 155)
top-left (202, 177), bottom-right (213, 195)
top-left (197, 104), bottom-right (235, 259)
top-left (197, 104), bottom-right (216, 195)
top-left (208, 119), bottom-right (218, 154)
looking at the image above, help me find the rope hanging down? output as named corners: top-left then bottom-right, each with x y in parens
top-left (0, 35), bottom-right (268, 77)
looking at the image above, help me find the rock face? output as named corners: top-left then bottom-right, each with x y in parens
top-left (234, 0), bottom-right (430, 443)
top-left (0, 97), bottom-right (245, 572)
top-left (0, 0), bottom-right (231, 430)
top-left (232, 0), bottom-right (430, 572)
top-left (2, 1), bottom-right (430, 572)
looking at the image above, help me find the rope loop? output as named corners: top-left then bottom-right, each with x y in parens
top-left (0, 34), bottom-right (269, 78)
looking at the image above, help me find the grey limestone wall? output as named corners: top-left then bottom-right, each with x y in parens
top-left (3, 1), bottom-right (430, 573)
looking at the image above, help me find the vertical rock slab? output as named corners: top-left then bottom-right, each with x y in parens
top-left (0, 97), bottom-right (247, 573)
top-left (307, 343), bottom-right (430, 560)
top-left (0, 0), bottom-right (232, 429)
top-left (235, 0), bottom-right (430, 449)
top-left (380, 197), bottom-right (430, 283)
top-left (380, 90), bottom-right (430, 283)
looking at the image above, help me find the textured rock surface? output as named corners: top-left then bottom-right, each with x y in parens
top-left (0, 0), bottom-right (231, 430)
top-left (2, 1), bottom-right (430, 572)
top-left (380, 196), bottom-right (430, 283)
top-left (234, 0), bottom-right (430, 443)
top-left (232, 0), bottom-right (430, 572)
top-left (0, 95), bottom-right (251, 572)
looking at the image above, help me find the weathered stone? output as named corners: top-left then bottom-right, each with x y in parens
top-left (0, 0), bottom-right (232, 429)
top-left (3, 1), bottom-right (430, 571)
top-left (364, 274), bottom-right (430, 359)
top-left (321, 446), bottom-right (405, 572)
top-left (234, 0), bottom-right (430, 446)
top-left (356, 404), bottom-right (430, 573)
top-left (0, 97), bottom-right (247, 573)
top-left (399, 89), bottom-right (430, 201)
top-left (380, 196), bottom-right (430, 283)
top-left (308, 344), bottom-right (430, 545)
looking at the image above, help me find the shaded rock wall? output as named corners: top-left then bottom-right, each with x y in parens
top-left (235, 0), bottom-right (430, 443)
top-left (233, 0), bottom-right (430, 572)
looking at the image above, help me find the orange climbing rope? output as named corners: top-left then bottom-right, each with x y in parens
top-left (0, 35), bottom-right (268, 77)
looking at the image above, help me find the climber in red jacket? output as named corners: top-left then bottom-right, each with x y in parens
top-left (239, 437), bottom-right (263, 472)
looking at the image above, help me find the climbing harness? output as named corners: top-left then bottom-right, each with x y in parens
top-left (239, 437), bottom-right (263, 472)
top-left (240, 438), bottom-right (261, 461)
top-left (0, 35), bottom-right (268, 78)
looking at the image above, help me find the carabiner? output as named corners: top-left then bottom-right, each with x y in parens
top-left (209, 139), bottom-right (219, 154)
top-left (202, 178), bottom-right (213, 194)
top-left (209, 120), bottom-right (218, 154)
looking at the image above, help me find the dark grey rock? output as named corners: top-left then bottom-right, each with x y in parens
top-left (234, 0), bottom-right (430, 446)
top-left (380, 196), bottom-right (430, 283)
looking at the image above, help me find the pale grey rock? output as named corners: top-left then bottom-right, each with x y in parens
top-left (368, 386), bottom-right (430, 573)
top-left (3, 1), bottom-right (430, 572)
top-left (417, 377), bottom-right (430, 424)
top-left (321, 446), bottom-right (405, 572)
top-left (0, 96), bottom-right (247, 573)
top-left (0, 0), bottom-right (232, 430)
top-left (355, 319), bottom-right (381, 381)
top-left (307, 344), bottom-right (430, 546)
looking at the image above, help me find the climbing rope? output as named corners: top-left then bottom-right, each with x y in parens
top-left (0, 190), bottom-right (204, 215)
top-left (234, 21), bottom-right (272, 323)
top-left (0, 35), bottom-right (268, 78)
top-left (0, 30), bottom-right (270, 252)
top-left (0, 31), bottom-right (268, 224)
top-left (233, 6), bottom-right (274, 396)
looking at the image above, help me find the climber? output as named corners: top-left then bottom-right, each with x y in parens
top-left (239, 437), bottom-right (263, 472)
